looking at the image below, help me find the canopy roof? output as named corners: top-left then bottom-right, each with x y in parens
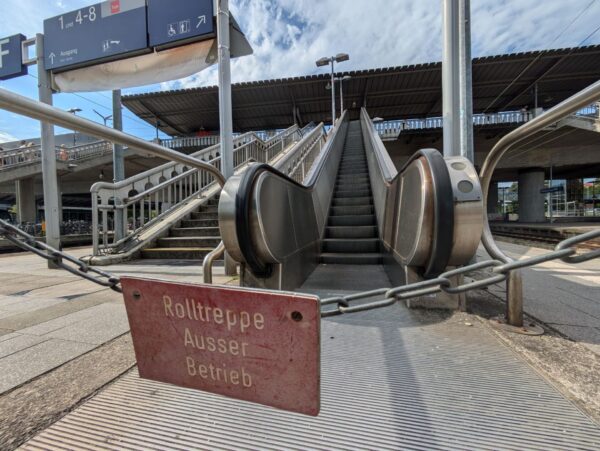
top-left (123, 45), bottom-right (600, 136)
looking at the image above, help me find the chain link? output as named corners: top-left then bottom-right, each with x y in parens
top-left (1, 218), bottom-right (598, 312)
top-left (320, 229), bottom-right (600, 317)
top-left (0, 219), bottom-right (122, 293)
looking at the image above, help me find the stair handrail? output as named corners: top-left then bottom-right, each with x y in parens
top-left (92, 124), bottom-right (302, 256)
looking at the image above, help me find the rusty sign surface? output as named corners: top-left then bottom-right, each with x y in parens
top-left (121, 277), bottom-right (321, 416)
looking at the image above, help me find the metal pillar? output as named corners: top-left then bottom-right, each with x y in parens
top-left (339, 79), bottom-right (345, 113)
top-left (443, 0), bottom-right (473, 161)
top-left (112, 89), bottom-right (126, 241)
top-left (330, 63), bottom-right (336, 124)
top-left (442, 0), bottom-right (461, 157)
top-left (217, 0), bottom-right (236, 276)
top-left (36, 33), bottom-right (61, 266)
top-left (458, 0), bottom-right (474, 162)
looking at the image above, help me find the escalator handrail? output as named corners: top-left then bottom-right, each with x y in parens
top-left (360, 108), bottom-right (398, 185)
top-left (361, 109), bottom-right (454, 278)
top-left (234, 113), bottom-right (349, 276)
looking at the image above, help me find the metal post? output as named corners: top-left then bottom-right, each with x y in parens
top-left (217, 0), bottom-right (236, 276)
top-left (442, 0), bottom-right (461, 157)
top-left (458, 0), bottom-right (474, 162)
top-left (339, 78), bottom-right (344, 113)
top-left (112, 89), bottom-right (126, 241)
top-left (506, 270), bottom-right (523, 327)
top-left (36, 34), bottom-right (61, 268)
top-left (330, 61), bottom-right (336, 124)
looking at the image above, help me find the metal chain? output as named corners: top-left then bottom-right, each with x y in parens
top-left (0, 219), bottom-right (122, 293)
top-left (320, 229), bottom-right (600, 317)
top-left (1, 217), bottom-right (598, 312)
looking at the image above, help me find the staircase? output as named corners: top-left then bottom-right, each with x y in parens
top-left (321, 121), bottom-right (383, 265)
top-left (140, 196), bottom-right (222, 260)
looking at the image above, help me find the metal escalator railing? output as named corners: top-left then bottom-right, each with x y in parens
top-left (360, 108), bottom-right (483, 279)
top-left (218, 113), bottom-right (348, 290)
top-left (203, 122), bottom-right (327, 283)
top-left (91, 124), bottom-right (303, 256)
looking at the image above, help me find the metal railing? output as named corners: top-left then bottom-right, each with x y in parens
top-left (373, 110), bottom-right (534, 139)
top-left (275, 124), bottom-right (327, 184)
top-left (91, 125), bottom-right (302, 256)
top-left (0, 140), bottom-right (113, 171)
top-left (479, 79), bottom-right (600, 328)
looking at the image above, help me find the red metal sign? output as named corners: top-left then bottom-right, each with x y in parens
top-left (121, 277), bottom-right (321, 416)
top-left (110, 0), bottom-right (121, 14)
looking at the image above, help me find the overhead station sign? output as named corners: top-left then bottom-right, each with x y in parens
top-left (43, 0), bottom-right (148, 71)
top-left (0, 34), bottom-right (27, 80)
top-left (148, 0), bottom-right (215, 49)
top-left (43, 0), bottom-right (216, 73)
top-left (121, 277), bottom-right (321, 416)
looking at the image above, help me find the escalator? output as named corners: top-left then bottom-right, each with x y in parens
top-left (219, 109), bottom-right (484, 300)
top-left (320, 122), bottom-right (382, 266)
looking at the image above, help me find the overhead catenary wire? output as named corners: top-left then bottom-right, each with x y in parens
top-left (483, 0), bottom-right (599, 113)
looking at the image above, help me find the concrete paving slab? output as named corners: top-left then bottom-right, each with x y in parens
top-left (0, 334), bottom-right (45, 358)
top-left (0, 339), bottom-right (95, 394)
top-left (0, 328), bottom-right (13, 338)
top-left (0, 296), bottom-right (108, 332)
top-left (44, 304), bottom-right (129, 345)
top-left (17, 303), bottom-right (124, 338)
top-left (0, 297), bottom-right (66, 315)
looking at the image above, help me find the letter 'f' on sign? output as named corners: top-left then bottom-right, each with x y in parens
top-left (0, 39), bottom-right (9, 69)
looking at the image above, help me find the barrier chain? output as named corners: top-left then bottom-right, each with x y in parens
top-left (1, 217), bottom-right (599, 315)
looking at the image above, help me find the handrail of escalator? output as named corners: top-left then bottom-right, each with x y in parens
top-left (231, 111), bottom-right (349, 276)
top-left (360, 108), bottom-right (455, 278)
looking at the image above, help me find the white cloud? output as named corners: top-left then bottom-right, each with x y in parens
top-left (0, 131), bottom-right (17, 144)
top-left (162, 0), bottom-right (600, 91)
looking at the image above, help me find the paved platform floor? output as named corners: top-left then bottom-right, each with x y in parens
top-left (478, 240), bottom-right (600, 356)
top-left (0, 248), bottom-right (235, 395)
top-left (0, 241), bottom-right (599, 448)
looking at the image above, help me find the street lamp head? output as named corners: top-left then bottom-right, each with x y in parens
top-left (335, 53), bottom-right (350, 63)
top-left (67, 108), bottom-right (82, 114)
top-left (342, 75), bottom-right (352, 81)
top-left (316, 57), bottom-right (331, 67)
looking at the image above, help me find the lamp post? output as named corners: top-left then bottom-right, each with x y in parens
top-left (334, 75), bottom-right (351, 113)
top-left (67, 108), bottom-right (82, 146)
top-left (316, 53), bottom-right (349, 125)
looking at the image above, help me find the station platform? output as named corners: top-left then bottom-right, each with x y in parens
top-left (0, 242), bottom-right (599, 449)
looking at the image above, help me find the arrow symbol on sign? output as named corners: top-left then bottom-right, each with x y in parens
top-left (49, 52), bottom-right (56, 64)
top-left (110, 40), bottom-right (121, 45)
top-left (197, 15), bottom-right (206, 28)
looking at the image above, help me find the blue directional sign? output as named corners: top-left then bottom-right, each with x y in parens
top-left (147, 0), bottom-right (215, 49)
top-left (0, 34), bottom-right (27, 81)
top-left (540, 186), bottom-right (564, 194)
top-left (43, 0), bottom-right (148, 71)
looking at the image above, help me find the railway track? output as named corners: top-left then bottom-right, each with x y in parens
top-left (492, 230), bottom-right (600, 252)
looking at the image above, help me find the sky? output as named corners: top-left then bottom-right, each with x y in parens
top-left (1, 0), bottom-right (600, 143)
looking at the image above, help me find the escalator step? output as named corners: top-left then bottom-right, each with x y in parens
top-left (330, 205), bottom-right (374, 216)
top-left (326, 225), bottom-right (378, 239)
top-left (322, 238), bottom-right (380, 253)
top-left (320, 253), bottom-right (383, 265)
top-left (329, 215), bottom-right (376, 226)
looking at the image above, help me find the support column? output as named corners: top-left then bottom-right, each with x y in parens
top-left (36, 33), bottom-right (61, 264)
top-left (442, 0), bottom-right (461, 157)
top-left (217, 0), bottom-right (237, 276)
top-left (518, 168), bottom-right (546, 223)
top-left (487, 181), bottom-right (499, 214)
top-left (113, 89), bottom-right (126, 241)
top-left (15, 178), bottom-right (37, 224)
